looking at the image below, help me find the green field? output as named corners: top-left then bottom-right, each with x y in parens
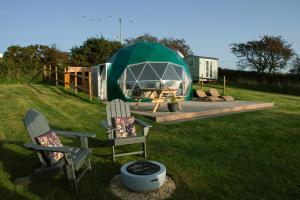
top-left (0, 83), bottom-right (299, 200)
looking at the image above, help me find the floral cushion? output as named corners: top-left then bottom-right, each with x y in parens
top-left (113, 117), bottom-right (136, 138)
top-left (36, 130), bottom-right (64, 165)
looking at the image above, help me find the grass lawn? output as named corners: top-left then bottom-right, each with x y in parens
top-left (0, 83), bottom-right (299, 200)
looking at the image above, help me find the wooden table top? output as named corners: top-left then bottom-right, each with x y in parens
top-left (140, 88), bottom-right (177, 92)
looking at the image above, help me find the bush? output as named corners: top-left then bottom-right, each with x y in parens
top-left (0, 44), bottom-right (67, 83)
top-left (219, 68), bottom-right (300, 95)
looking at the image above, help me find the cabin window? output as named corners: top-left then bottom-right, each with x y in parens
top-left (189, 60), bottom-right (194, 66)
top-left (206, 61), bottom-right (209, 77)
top-left (210, 61), bottom-right (213, 77)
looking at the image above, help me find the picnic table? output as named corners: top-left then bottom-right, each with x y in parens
top-left (134, 88), bottom-right (184, 113)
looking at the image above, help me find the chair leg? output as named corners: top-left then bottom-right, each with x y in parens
top-left (87, 158), bottom-right (92, 175)
top-left (179, 103), bottom-right (182, 111)
top-left (65, 164), bottom-right (78, 192)
top-left (153, 103), bottom-right (160, 113)
top-left (112, 146), bottom-right (116, 162)
top-left (143, 141), bottom-right (147, 158)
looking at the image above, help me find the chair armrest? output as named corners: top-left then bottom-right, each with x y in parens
top-left (134, 118), bottom-right (152, 136)
top-left (134, 118), bottom-right (152, 128)
top-left (24, 143), bottom-right (77, 153)
top-left (54, 130), bottom-right (96, 138)
top-left (100, 120), bottom-right (115, 133)
top-left (101, 120), bottom-right (115, 140)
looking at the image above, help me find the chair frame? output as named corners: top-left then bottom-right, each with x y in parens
top-left (101, 99), bottom-right (152, 162)
top-left (14, 109), bottom-right (96, 192)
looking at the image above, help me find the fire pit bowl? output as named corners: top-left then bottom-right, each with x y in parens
top-left (120, 160), bottom-right (166, 192)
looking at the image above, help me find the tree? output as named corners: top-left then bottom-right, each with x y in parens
top-left (1, 44), bottom-right (68, 80)
top-left (41, 45), bottom-right (69, 69)
top-left (4, 45), bottom-right (43, 74)
top-left (160, 37), bottom-right (193, 57)
top-left (231, 35), bottom-right (294, 73)
top-left (70, 37), bottom-right (123, 66)
top-left (125, 33), bottom-right (158, 44)
top-left (125, 33), bottom-right (193, 57)
top-left (290, 55), bottom-right (300, 75)
top-left (3, 45), bottom-right (68, 69)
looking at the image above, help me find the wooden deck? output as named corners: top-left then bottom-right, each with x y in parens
top-left (130, 100), bottom-right (274, 123)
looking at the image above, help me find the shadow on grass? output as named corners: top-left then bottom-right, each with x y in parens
top-left (26, 83), bottom-right (49, 96)
top-left (0, 140), bottom-right (46, 199)
top-left (0, 139), bottom-right (122, 199)
top-left (25, 82), bottom-right (93, 104)
top-left (0, 184), bottom-right (31, 200)
top-left (56, 86), bottom-right (94, 104)
top-left (0, 140), bottom-right (39, 180)
top-left (44, 84), bottom-right (72, 99)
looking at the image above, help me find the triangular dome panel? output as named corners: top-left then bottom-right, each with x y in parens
top-left (162, 64), bottom-right (180, 80)
top-left (128, 63), bottom-right (145, 79)
top-left (138, 63), bottom-right (160, 81)
top-left (149, 62), bottom-right (168, 79)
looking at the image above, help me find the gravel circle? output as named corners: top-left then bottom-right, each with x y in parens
top-left (111, 174), bottom-right (176, 200)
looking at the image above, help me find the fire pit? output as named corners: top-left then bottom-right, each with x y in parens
top-left (120, 160), bottom-right (166, 192)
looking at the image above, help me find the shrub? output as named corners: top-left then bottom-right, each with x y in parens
top-left (219, 68), bottom-right (300, 95)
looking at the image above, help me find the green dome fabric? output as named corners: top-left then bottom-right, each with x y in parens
top-left (107, 42), bottom-right (192, 101)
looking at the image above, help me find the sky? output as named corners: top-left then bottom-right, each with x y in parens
top-left (1, 0), bottom-right (300, 69)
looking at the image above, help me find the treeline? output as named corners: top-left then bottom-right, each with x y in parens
top-left (3, 33), bottom-right (299, 95)
top-left (0, 45), bottom-right (69, 82)
top-left (0, 34), bottom-right (192, 82)
top-left (219, 68), bottom-right (300, 95)
top-left (0, 37), bottom-right (123, 82)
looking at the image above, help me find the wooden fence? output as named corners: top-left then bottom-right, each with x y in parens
top-left (43, 65), bottom-right (93, 101)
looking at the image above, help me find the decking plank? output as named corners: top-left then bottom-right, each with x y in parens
top-left (130, 101), bottom-right (274, 123)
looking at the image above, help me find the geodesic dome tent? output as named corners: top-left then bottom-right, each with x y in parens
top-left (107, 42), bottom-right (192, 101)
